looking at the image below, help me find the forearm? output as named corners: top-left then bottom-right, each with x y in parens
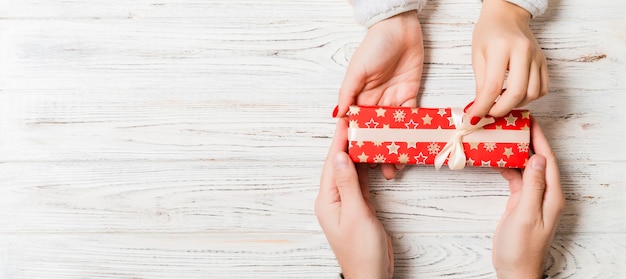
top-left (350, 0), bottom-right (427, 27)
top-left (503, 0), bottom-right (548, 18)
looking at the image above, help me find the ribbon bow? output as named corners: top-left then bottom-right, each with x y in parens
top-left (434, 108), bottom-right (495, 171)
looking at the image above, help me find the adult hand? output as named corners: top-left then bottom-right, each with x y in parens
top-left (315, 118), bottom-right (393, 279)
top-left (493, 119), bottom-right (565, 278)
top-left (336, 10), bottom-right (424, 179)
top-left (468, 0), bottom-right (548, 123)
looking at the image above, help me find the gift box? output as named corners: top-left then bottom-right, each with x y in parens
top-left (347, 106), bottom-right (530, 170)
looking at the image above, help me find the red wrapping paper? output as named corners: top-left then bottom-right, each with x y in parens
top-left (347, 106), bottom-right (531, 169)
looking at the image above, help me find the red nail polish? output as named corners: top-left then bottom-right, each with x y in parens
top-left (332, 105), bottom-right (338, 118)
top-left (464, 101), bottom-right (474, 113)
top-left (470, 116), bottom-right (481, 125)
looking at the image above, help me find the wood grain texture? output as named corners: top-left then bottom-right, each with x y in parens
top-left (1, 18), bottom-right (623, 92)
top-left (0, 233), bottom-right (623, 278)
top-left (1, 0), bottom-right (625, 277)
top-left (0, 161), bottom-right (623, 234)
top-left (0, 0), bottom-right (624, 20)
top-left (1, 89), bottom-right (624, 162)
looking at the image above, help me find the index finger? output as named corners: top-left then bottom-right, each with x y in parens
top-left (319, 118), bottom-right (350, 199)
top-left (337, 66), bottom-right (366, 117)
top-left (488, 55), bottom-right (531, 117)
top-left (469, 50), bottom-right (509, 119)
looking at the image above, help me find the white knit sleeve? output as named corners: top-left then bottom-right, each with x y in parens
top-left (351, 0), bottom-right (427, 28)
top-left (505, 0), bottom-right (548, 18)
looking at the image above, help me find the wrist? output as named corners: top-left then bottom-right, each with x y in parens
top-left (480, 0), bottom-right (531, 23)
top-left (339, 270), bottom-right (391, 279)
top-left (496, 268), bottom-right (544, 279)
top-left (370, 10), bottom-right (420, 30)
top-left (351, 0), bottom-right (426, 27)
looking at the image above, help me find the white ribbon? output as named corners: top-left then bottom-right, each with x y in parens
top-left (433, 108), bottom-right (495, 171)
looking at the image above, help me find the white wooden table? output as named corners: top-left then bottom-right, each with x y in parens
top-left (1, 0), bottom-right (624, 278)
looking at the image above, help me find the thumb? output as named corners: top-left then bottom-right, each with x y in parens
top-left (517, 154), bottom-right (547, 215)
top-left (333, 152), bottom-right (366, 211)
top-left (337, 67), bottom-right (366, 117)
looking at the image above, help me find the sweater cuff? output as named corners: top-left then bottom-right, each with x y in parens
top-left (351, 0), bottom-right (427, 28)
top-left (505, 0), bottom-right (548, 18)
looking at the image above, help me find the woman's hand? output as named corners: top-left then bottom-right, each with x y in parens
top-left (336, 11), bottom-right (424, 179)
top-left (315, 118), bottom-right (394, 279)
top-left (493, 119), bottom-right (564, 278)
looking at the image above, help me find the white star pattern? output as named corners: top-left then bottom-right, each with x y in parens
top-left (349, 107), bottom-right (534, 169)
top-left (517, 142), bottom-right (529, 153)
top-left (405, 119), bottom-right (419, 129)
top-left (349, 106), bottom-right (360, 115)
top-left (375, 107), bottom-right (386, 117)
top-left (469, 142), bottom-right (480, 150)
top-left (357, 152), bottom-right (369, 162)
top-left (503, 147), bottom-right (514, 158)
top-left (427, 142), bottom-right (441, 155)
top-left (365, 118), bottom-right (379, 128)
top-left (422, 114), bottom-right (433, 125)
top-left (386, 142), bottom-right (400, 155)
top-left (374, 154), bottom-right (386, 163)
top-left (483, 142), bottom-right (497, 152)
top-left (505, 113), bottom-right (518, 126)
top-left (398, 153), bottom-right (410, 164)
top-left (414, 152), bottom-right (428, 164)
top-left (447, 117), bottom-right (455, 127)
top-left (393, 109), bottom-right (406, 122)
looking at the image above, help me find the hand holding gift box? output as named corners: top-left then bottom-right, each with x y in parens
top-left (347, 106), bottom-right (530, 170)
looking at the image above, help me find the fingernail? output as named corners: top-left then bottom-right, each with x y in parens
top-left (470, 116), bottom-right (481, 125)
top-left (334, 153), bottom-right (348, 169)
top-left (531, 155), bottom-right (546, 171)
top-left (464, 101), bottom-right (474, 113)
top-left (332, 105), bottom-right (339, 118)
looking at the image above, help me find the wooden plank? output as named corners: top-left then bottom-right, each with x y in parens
top-left (0, 0), bottom-right (623, 277)
top-left (0, 0), bottom-right (623, 20)
top-left (0, 232), bottom-right (623, 278)
top-left (1, 18), bottom-right (623, 92)
top-left (0, 161), bottom-right (622, 233)
top-left (0, 88), bottom-right (624, 162)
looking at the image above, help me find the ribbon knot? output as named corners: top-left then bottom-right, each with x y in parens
top-left (434, 108), bottom-right (495, 171)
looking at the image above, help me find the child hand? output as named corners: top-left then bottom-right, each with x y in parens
top-left (468, 0), bottom-right (548, 121)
